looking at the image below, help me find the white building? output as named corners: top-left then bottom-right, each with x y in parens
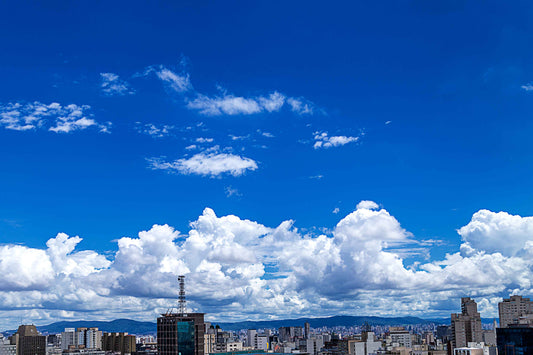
top-left (256, 335), bottom-right (269, 351)
top-left (389, 327), bottom-right (412, 349)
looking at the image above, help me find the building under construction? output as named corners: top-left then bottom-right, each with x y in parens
top-left (157, 276), bottom-right (205, 355)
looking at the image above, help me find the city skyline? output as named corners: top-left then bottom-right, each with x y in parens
top-left (2, 1), bottom-right (533, 330)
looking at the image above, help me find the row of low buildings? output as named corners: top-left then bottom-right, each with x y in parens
top-left (0, 325), bottom-right (135, 355)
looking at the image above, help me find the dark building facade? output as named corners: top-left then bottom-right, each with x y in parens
top-left (12, 325), bottom-right (46, 355)
top-left (497, 326), bottom-right (533, 355)
top-left (157, 313), bottom-right (204, 355)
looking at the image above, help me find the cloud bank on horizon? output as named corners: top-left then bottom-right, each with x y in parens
top-left (0, 201), bottom-right (530, 329)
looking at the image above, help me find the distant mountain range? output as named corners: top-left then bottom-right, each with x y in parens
top-left (5, 315), bottom-right (497, 335)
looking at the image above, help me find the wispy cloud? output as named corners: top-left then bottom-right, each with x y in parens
top-left (144, 65), bottom-right (193, 93)
top-left (145, 62), bottom-right (318, 117)
top-left (186, 91), bottom-right (286, 116)
top-left (521, 83), bottom-right (533, 91)
top-left (147, 148), bottom-right (258, 177)
top-left (135, 123), bottom-right (174, 138)
top-left (100, 73), bottom-right (135, 96)
top-left (225, 186), bottom-right (242, 197)
top-left (287, 97), bottom-right (315, 115)
top-left (313, 131), bottom-right (360, 149)
top-left (0, 101), bottom-right (110, 133)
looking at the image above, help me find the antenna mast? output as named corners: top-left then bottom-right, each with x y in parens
top-left (178, 275), bottom-right (186, 315)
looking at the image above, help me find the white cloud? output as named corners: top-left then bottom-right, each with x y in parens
top-left (521, 83), bottom-right (533, 91)
top-left (287, 97), bottom-right (315, 115)
top-left (144, 61), bottom-right (317, 117)
top-left (100, 73), bottom-right (135, 96)
top-left (3, 203), bottom-right (533, 328)
top-left (313, 131), bottom-right (360, 149)
top-left (144, 65), bottom-right (192, 93)
top-left (186, 92), bottom-right (287, 116)
top-left (225, 186), bottom-right (242, 198)
top-left (195, 137), bottom-right (214, 143)
top-left (332, 207), bottom-right (340, 214)
top-left (356, 200), bottom-right (379, 210)
top-left (0, 102), bottom-right (110, 133)
top-left (136, 123), bottom-right (174, 138)
top-left (458, 209), bottom-right (533, 257)
top-left (148, 149), bottom-right (258, 177)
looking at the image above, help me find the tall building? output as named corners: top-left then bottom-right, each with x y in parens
top-left (304, 323), bottom-right (310, 340)
top-left (498, 295), bottom-right (533, 328)
top-left (12, 325), bottom-right (46, 355)
top-left (278, 327), bottom-right (303, 342)
top-left (102, 332), bottom-right (135, 355)
top-left (451, 298), bottom-right (483, 350)
top-left (157, 313), bottom-right (205, 355)
top-left (496, 325), bottom-right (533, 355)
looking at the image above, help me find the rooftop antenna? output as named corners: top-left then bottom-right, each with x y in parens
top-left (178, 275), bottom-right (186, 315)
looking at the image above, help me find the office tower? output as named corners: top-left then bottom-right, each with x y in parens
top-left (157, 313), bottom-right (205, 355)
top-left (12, 325), bottom-right (46, 355)
top-left (496, 326), bottom-right (533, 355)
top-left (305, 322), bottom-right (310, 340)
top-left (498, 295), bottom-right (533, 328)
top-left (451, 298), bottom-right (483, 350)
top-left (157, 276), bottom-right (204, 355)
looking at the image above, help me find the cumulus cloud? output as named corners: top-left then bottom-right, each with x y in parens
top-left (147, 149), bottom-right (258, 177)
top-left (0, 102), bottom-right (111, 133)
top-left (100, 73), bottom-right (135, 96)
top-left (2, 203), bottom-right (532, 329)
top-left (458, 209), bottom-right (533, 257)
top-left (357, 200), bottom-right (379, 210)
top-left (313, 131), bottom-right (360, 149)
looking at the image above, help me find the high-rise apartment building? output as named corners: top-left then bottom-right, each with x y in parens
top-left (498, 295), bottom-right (533, 328)
top-left (157, 313), bottom-right (205, 355)
top-left (102, 332), bottom-right (135, 354)
top-left (451, 298), bottom-right (483, 350)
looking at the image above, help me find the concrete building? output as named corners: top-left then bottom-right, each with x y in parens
top-left (451, 298), bottom-right (482, 350)
top-left (278, 327), bottom-right (303, 342)
top-left (299, 336), bottom-right (324, 355)
top-left (255, 335), bottom-right (268, 351)
top-left (102, 332), bottom-right (135, 355)
top-left (204, 333), bottom-right (215, 354)
top-left (245, 330), bottom-right (257, 348)
top-left (305, 323), bottom-right (311, 340)
top-left (61, 329), bottom-right (76, 350)
top-left (157, 313), bottom-right (204, 355)
top-left (498, 295), bottom-right (533, 328)
top-left (389, 327), bottom-right (412, 348)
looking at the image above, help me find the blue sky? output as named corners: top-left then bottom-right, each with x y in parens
top-left (1, 0), bottom-right (533, 328)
